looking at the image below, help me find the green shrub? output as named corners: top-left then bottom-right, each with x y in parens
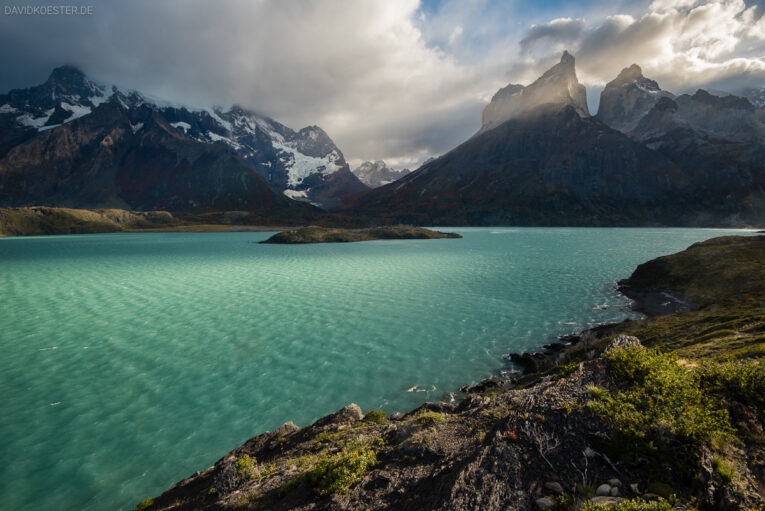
top-left (586, 385), bottom-right (608, 399)
top-left (552, 492), bottom-right (572, 510)
top-left (306, 439), bottom-right (378, 495)
top-left (414, 409), bottom-right (447, 423)
top-left (587, 346), bottom-right (733, 482)
top-left (712, 456), bottom-right (737, 483)
top-left (698, 359), bottom-right (765, 417)
top-left (134, 497), bottom-right (154, 511)
top-left (364, 408), bottom-right (387, 424)
top-left (234, 454), bottom-right (257, 481)
top-left (583, 498), bottom-right (671, 511)
top-left (556, 362), bottom-right (579, 379)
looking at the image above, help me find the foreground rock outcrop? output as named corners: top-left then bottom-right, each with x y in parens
top-left (136, 235), bottom-right (764, 511)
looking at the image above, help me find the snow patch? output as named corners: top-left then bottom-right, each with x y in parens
top-left (0, 104), bottom-right (18, 114)
top-left (130, 122), bottom-right (144, 134)
top-left (17, 108), bottom-right (54, 128)
top-left (208, 131), bottom-right (242, 150)
top-left (115, 95), bottom-right (129, 109)
top-left (283, 189), bottom-right (308, 200)
top-left (89, 94), bottom-right (108, 107)
top-left (39, 124), bottom-right (61, 132)
top-left (208, 109), bottom-right (233, 132)
top-left (61, 102), bottom-right (92, 122)
top-left (170, 121), bottom-right (191, 132)
top-left (273, 142), bottom-right (342, 187)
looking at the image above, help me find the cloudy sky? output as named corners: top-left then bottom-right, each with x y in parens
top-left (1, 0), bottom-right (763, 169)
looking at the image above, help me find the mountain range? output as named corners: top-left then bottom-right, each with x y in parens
top-left (0, 66), bottom-right (366, 215)
top-left (1, 56), bottom-right (763, 226)
top-left (351, 160), bottom-right (412, 188)
top-left (348, 52), bottom-right (764, 226)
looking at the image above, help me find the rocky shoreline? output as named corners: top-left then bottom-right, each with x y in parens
top-left (132, 235), bottom-right (764, 511)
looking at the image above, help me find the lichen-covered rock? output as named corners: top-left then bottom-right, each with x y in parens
top-left (314, 403), bottom-right (363, 426)
top-left (606, 335), bottom-right (642, 352)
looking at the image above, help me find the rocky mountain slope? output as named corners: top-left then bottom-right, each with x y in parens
top-left (351, 161), bottom-right (412, 188)
top-left (738, 87), bottom-right (765, 108)
top-left (0, 66), bottom-right (366, 212)
top-left (595, 64), bottom-right (674, 132)
top-left (347, 53), bottom-right (764, 227)
top-left (134, 235), bottom-right (764, 511)
top-left (597, 66), bottom-right (765, 226)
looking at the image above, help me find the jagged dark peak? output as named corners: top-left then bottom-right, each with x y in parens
top-left (538, 50), bottom-right (578, 82)
top-left (47, 65), bottom-right (86, 83)
top-left (293, 124), bottom-right (343, 159)
top-left (297, 124), bottom-right (330, 139)
top-left (606, 64), bottom-right (662, 92)
top-left (352, 160), bottom-right (412, 188)
top-left (690, 89), bottom-right (754, 111)
top-left (480, 50), bottom-right (588, 132)
top-left (597, 64), bottom-right (672, 133)
top-left (45, 65), bottom-right (104, 99)
top-left (614, 64), bottom-right (643, 83)
top-left (228, 104), bottom-right (257, 116)
top-left (108, 88), bottom-right (146, 110)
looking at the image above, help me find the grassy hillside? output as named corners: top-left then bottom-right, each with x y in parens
top-left (0, 207), bottom-right (177, 236)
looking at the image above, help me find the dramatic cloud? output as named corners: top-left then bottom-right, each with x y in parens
top-left (0, 0), bottom-right (763, 167)
top-left (520, 18), bottom-right (586, 54)
top-left (0, 0), bottom-right (491, 168)
top-left (518, 0), bottom-right (765, 102)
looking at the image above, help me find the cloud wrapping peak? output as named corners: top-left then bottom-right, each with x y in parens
top-left (0, 0), bottom-right (763, 168)
top-left (520, 18), bottom-right (586, 54)
top-left (519, 0), bottom-right (765, 96)
top-left (0, 0), bottom-right (490, 168)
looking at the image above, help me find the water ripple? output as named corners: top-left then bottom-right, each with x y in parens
top-left (0, 227), bottom-right (754, 511)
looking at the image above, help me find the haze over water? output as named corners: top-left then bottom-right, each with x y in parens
top-left (0, 228), bottom-right (751, 510)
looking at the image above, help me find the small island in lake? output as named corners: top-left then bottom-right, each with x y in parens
top-left (259, 225), bottom-right (462, 244)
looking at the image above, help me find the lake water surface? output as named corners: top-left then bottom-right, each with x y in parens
top-left (0, 227), bottom-right (752, 510)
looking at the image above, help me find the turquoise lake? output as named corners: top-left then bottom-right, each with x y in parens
top-left (0, 227), bottom-right (753, 510)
